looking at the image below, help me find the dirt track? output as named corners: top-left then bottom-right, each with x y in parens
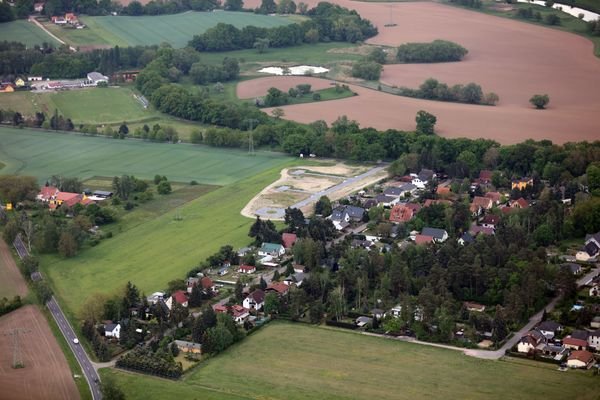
top-left (0, 305), bottom-right (80, 400)
top-left (243, 0), bottom-right (600, 144)
top-left (0, 239), bottom-right (28, 299)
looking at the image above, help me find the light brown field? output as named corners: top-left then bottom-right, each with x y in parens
top-left (243, 0), bottom-right (600, 144)
top-left (0, 305), bottom-right (80, 400)
top-left (0, 239), bottom-right (28, 299)
top-left (237, 75), bottom-right (333, 99)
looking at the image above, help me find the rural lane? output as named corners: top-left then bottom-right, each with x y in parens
top-left (47, 296), bottom-right (102, 400)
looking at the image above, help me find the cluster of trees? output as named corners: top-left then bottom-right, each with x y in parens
top-left (448, 0), bottom-right (482, 9)
top-left (189, 3), bottom-right (377, 51)
top-left (0, 108), bottom-right (72, 130)
top-left (189, 57), bottom-right (239, 84)
top-left (116, 345), bottom-right (183, 378)
top-left (122, 0), bottom-right (220, 16)
top-left (397, 78), bottom-right (499, 106)
top-left (351, 60), bottom-right (383, 81)
top-left (516, 7), bottom-right (561, 25)
top-left (530, 94), bottom-right (550, 109)
top-left (200, 312), bottom-right (245, 355)
top-left (587, 18), bottom-right (600, 35)
top-left (0, 296), bottom-right (22, 317)
top-left (396, 40), bottom-right (468, 63)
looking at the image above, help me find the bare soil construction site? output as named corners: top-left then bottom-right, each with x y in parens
top-left (243, 0), bottom-right (600, 144)
top-left (241, 162), bottom-right (387, 219)
top-left (0, 306), bottom-right (80, 400)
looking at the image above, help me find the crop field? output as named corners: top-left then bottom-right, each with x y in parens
top-left (0, 127), bottom-right (289, 185)
top-left (0, 306), bottom-right (80, 400)
top-left (58, 11), bottom-right (294, 48)
top-left (0, 20), bottom-right (59, 48)
top-left (0, 239), bottom-right (28, 300)
top-left (101, 322), bottom-right (598, 400)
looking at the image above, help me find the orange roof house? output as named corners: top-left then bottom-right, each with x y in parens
top-left (414, 234), bottom-right (434, 245)
top-left (389, 204), bottom-right (419, 223)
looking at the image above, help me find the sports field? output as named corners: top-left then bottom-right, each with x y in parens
top-left (0, 20), bottom-right (59, 48)
top-left (0, 127), bottom-right (289, 185)
top-left (101, 322), bottom-right (598, 400)
top-left (54, 11), bottom-right (293, 48)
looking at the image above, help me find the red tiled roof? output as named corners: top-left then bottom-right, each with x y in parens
top-left (56, 192), bottom-right (82, 208)
top-left (201, 276), bottom-right (214, 290)
top-left (479, 170), bottom-right (493, 182)
top-left (282, 233), bottom-right (297, 249)
top-left (568, 350), bottom-right (593, 363)
top-left (172, 290), bottom-right (188, 305)
top-left (423, 199), bottom-right (452, 208)
top-left (436, 186), bottom-right (451, 195)
top-left (472, 196), bottom-right (493, 210)
top-left (39, 186), bottom-right (59, 200)
top-left (485, 192), bottom-right (502, 203)
top-left (238, 264), bottom-right (256, 273)
top-left (213, 304), bottom-right (228, 313)
top-left (389, 204), bottom-right (415, 223)
top-left (482, 214), bottom-right (500, 225)
top-left (266, 282), bottom-right (289, 295)
top-left (510, 198), bottom-right (529, 209)
top-left (563, 337), bottom-right (588, 348)
top-left (414, 234), bottom-right (434, 245)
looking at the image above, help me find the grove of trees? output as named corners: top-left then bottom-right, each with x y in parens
top-left (396, 40), bottom-right (468, 63)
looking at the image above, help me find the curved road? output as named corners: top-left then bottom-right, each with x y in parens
top-left (47, 296), bottom-right (102, 400)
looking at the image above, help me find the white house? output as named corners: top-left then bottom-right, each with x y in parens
top-left (238, 264), bottom-right (256, 274)
top-left (517, 329), bottom-right (546, 353)
top-left (421, 227), bottom-right (448, 243)
top-left (258, 243), bottom-right (285, 258)
top-left (283, 272), bottom-right (305, 287)
top-left (243, 289), bottom-right (265, 311)
top-left (104, 323), bottom-right (121, 339)
top-left (587, 329), bottom-right (600, 349)
top-left (87, 71), bottom-right (108, 85)
top-left (567, 350), bottom-right (594, 369)
top-left (146, 291), bottom-right (164, 305)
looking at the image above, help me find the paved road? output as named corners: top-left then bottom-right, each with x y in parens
top-left (47, 296), bottom-right (102, 400)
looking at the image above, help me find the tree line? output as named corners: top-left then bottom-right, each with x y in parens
top-left (396, 40), bottom-right (468, 63)
top-left (397, 78), bottom-right (499, 106)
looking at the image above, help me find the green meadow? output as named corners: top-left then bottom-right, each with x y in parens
top-left (0, 20), bottom-right (59, 48)
top-left (101, 322), bottom-right (599, 400)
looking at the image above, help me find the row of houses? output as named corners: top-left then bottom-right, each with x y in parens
top-left (37, 186), bottom-right (112, 210)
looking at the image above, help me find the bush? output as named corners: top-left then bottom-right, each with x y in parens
top-left (312, 93), bottom-right (321, 101)
top-left (530, 94), bottom-right (550, 109)
top-left (351, 60), bottom-right (383, 80)
top-left (396, 40), bottom-right (468, 63)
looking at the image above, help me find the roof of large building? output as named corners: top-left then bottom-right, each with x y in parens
top-left (421, 227), bottom-right (447, 240)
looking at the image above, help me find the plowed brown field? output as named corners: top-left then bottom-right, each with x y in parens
top-left (0, 305), bottom-right (80, 400)
top-left (243, 0), bottom-right (600, 144)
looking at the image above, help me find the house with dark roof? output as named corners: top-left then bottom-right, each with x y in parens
top-left (104, 323), bottom-right (121, 339)
top-left (421, 227), bottom-right (448, 243)
top-left (410, 170), bottom-right (435, 189)
top-left (329, 205), bottom-right (365, 230)
top-left (517, 329), bottom-right (547, 353)
top-left (561, 263), bottom-right (582, 275)
top-left (587, 329), bottom-right (600, 349)
top-left (469, 225), bottom-right (495, 237)
top-left (284, 272), bottom-right (305, 287)
top-left (537, 320), bottom-right (563, 339)
top-left (376, 194), bottom-right (399, 207)
top-left (577, 231), bottom-right (600, 262)
top-left (458, 232), bottom-right (475, 246)
top-left (481, 214), bottom-right (500, 230)
top-left (243, 289), bottom-right (265, 310)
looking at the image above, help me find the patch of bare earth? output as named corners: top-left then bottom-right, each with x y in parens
top-left (242, 0), bottom-right (600, 144)
top-left (0, 305), bottom-right (80, 400)
top-left (241, 162), bottom-right (387, 219)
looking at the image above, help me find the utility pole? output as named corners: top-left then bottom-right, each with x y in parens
top-left (2, 328), bottom-right (31, 368)
top-left (244, 118), bottom-right (259, 156)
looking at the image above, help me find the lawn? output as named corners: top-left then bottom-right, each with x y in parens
top-left (287, 86), bottom-right (357, 105)
top-left (0, 127), bottom-right (289, 185)
top-left (50, 11), bottom-right (293, 48)
top-left (101, 322), bottom-right (598, 400)
top-left (0, 19), bottom-right (59, 48)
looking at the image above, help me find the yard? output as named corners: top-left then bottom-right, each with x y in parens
top-left (50, 11), bottom-right (294, 48)
top-left (101, 322), bottom-right (599, 400)
top-left (0, 20), bottom-right (59, 48)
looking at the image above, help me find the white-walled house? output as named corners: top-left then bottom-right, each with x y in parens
top-left (243, 289), bottom-right (265, 310)
top-left (258, 243), bottom-right (285, 258)
top-left (104, 323), bottom-right (121, 339)
top-left (567, 350), bottom-right (594, 369)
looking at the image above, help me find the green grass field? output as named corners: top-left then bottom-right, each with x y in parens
top-left (48, 11), bottom-right (293, 48)
top-left (0, 20), bottom-right (59, 48)
top-left (101, 322), bottom-right (598, 400)
top-left (0, 127), bottom-right (289, 185)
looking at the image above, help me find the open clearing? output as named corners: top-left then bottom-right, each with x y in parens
top-left (59, 11), bottom-right (293, 48)
top-left (241, 162), bottom-right (385, 219)
top-left (243, 0), bottom-right (600, 144)
top-left (0, 305), bottom-right (80, 400)
top-left (0, 20), bottom-right (59, 48)
top-left (101, 322), bottom-right (598, 400)
top-left (0, 127), bottom-right (289, 185)
top-left (0, 239), bottom-right (28, 300)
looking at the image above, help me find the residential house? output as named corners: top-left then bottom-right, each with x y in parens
top-left (587, 329), bottom-right (600, 349)
top-left (33, 2), bottom-right (44, 12)
top-left (49, 192), bottom-right (82, 209)
top-left (537, 320), bottom-right (563, 339)
top-left (414, 234), bottom-right (434, 245)
top-left (87, 71), bottom-right (108, 85)
top-left (591, 317), bottom-right (600, 329)
top-left (37, 186), bottom-right (60, 202)
top-left (509, 198), bottom-right (529, 209)
top-left (174, 340), bottom-right (201, 354)
top-left (0, 83), bottom-right (15, 93)
top-left (376, 194), bottom-right (398, 208)
top-left (478, 170), bottom-right (493, 184)
top-left (284, 272), bottom-right (305, 287)
top-left (567, 350), bottom-right (594, 369)
top-left (411, 169), bottom-right (435, 189)
top-left (511, 177), bottom-right (533, 191)
top-left (464, 302), bottom-right (486, 313)
top-left (517, 329), bottom-right (546, 353)
top-left (371, 308), bottom-right (384, 319)
top-left (266, 282), bottom-right (289, 296)
top-left (329, 205), bottom-right (365, 230)
top-left (104, 323), bottom-right (121, 339)
top-left (423, 199), bottom-right (452, 208)
top-left (258, 243), bottom-right (285, 258)
top-left (355, 316), bottom-right (373, 327)
top-left (540, 343), bottom-right (567, 360)
top-left (571, 330), bottom-right (589, 342)
top-left (213, 304), bottom-right (228, 313)
top-left (561, 263), bottom-right (582, 275)
top-left (421, 227), bottom-right (448, 243)
top-left (243, 289), bottom-right (265, 310)
top-left (186, 277), bottom-right (199, 293)
top-left (51, 16), bottom-right (67, 24)
top-left (389, 203), bottom-right (420, 224)
top-left (282, 233), bottom-right (297, 250)
top-left (237, 247), bottom-right (253, 257)
top-left (231, 305), bottom-right (250, 324)
top-left (436, 185), bottom-right (451, 197)
top-left (485, 191), bottom-right (503, 205)
top-left (238, 264), bottom-right (256, 274)
top-left (165, 290), bottom-right (188, 309)
top-left (14, 78), bottom-right (25, 87)
top-left (28, 76), bottom-right (43, 81)
top-left (470, 196), bottom-right (493, 216)
top-left (293, 265), bottom-right (304, 273)
top-left (576, 231), bottom-right (600, 262)
top-left (563, 336), bottom-right (588, 351)
top-left (65, 12), bottom-right (78, 23)
top-left (146, 292), bottom-right (164, 305)
top-left (481, 214), bottom-right (500, 230)
top-left (201, 276), bottom-right (217, 293)
top-left (384, 183), bottom-right (418, 199)
top-left (458, 232), bottom-right (475, 246)
top-left (469, 225), bottom-right (495, 237)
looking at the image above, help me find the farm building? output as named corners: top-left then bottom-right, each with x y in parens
top-left (87, 72), bottom-right (109, 85)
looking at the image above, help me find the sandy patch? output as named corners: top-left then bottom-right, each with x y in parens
top-left (241, 162), bottom-right (387, 219)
